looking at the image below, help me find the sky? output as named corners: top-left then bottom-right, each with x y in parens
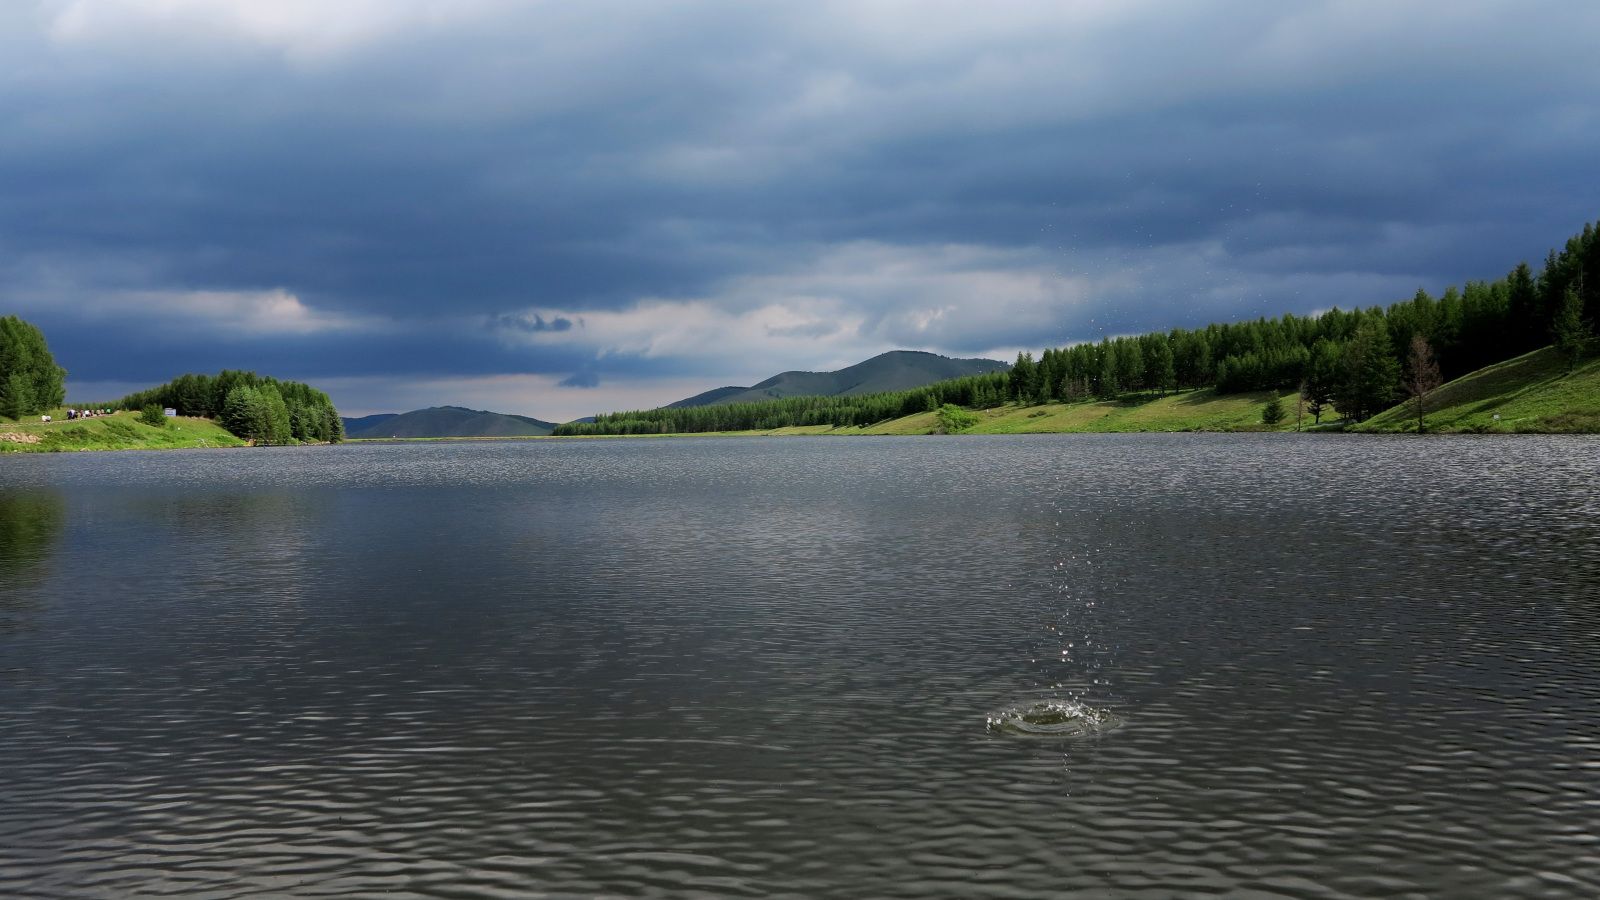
top-left (4, 1), bottom-right (1598, 421)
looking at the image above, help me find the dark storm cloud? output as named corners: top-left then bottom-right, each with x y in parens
top-left (3, 1), bottom-right (1598, 416)
top-left (23, 305), bottom-right (596, 384)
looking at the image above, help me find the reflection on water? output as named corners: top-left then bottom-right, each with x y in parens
top-left (0, 489), bottom-right (62, 591)
top-left (0, 436), bottom-right (1598, 898)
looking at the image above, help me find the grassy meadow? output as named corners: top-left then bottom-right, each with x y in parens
top-left (857, 388), bottom-right (1304, 435)
top-left (0, 409), bottom-right (246, 452)
top-left (1357, 347), bottom-right (1600, 434)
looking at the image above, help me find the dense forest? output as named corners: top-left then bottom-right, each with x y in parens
top-left (558, 219), bottom-right (1599, 435)
top-left (0, 315), bottom-right (67, 419)
top-left (118, 371), bottom-right (344, 445)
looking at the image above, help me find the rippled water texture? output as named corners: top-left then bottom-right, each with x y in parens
top-left (2, 434), bottom-right (1599, 897)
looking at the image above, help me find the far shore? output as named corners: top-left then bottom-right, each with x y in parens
top-left (10, 346), bottom-right (1597, 453)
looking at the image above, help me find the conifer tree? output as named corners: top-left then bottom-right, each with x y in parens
top-left (1009, 352), bottom-right (1037, 403)
top-left (1146, 336), bottom-right (1177, 395)
top-left (1118, 339), bottom-right (1145, 393)
top-left (1261, 395), bottom-right (1285, 425)
top-left (1553, 285), bottom-right (1592, 373)
top-left (1299, 339), bottom-right (1340, 425)
top-left (1334, 320), bottom-right (1401, 422)
top-left (1097, 341), bottom-right (1120, 398)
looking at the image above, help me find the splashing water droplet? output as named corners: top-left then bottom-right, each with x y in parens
top-left (986, 700), bottom-right (1122, 737)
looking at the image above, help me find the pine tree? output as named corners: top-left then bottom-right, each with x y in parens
top-left (1507, 262), bottom-right (1540, 351)
top-left (1334, 320), bottom-right (1401, 422)
top-left (1552, 285), bottom-right (1592, 373)
top-left (1261, 395), bottom-right (1285, 425)
top-left (1009, 352), bottom-right (1037, 403)
top-left (1299, 339), bottom-right (1340, 425)
top-left (1097, 341), bottom-right (1120, 398)
top-left (1118, 339), bottom-right (1145, 393)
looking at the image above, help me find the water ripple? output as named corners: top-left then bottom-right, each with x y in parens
top-left (1, 435), bottom-right (1598, 897)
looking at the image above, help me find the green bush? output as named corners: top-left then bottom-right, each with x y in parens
top-left (935, 403), bottom-right (981, 434)
top-left (140, 404), bottom-right (168, 427)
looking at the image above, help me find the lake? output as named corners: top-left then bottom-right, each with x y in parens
top-left (2, 435), bottom-right (1598, 898)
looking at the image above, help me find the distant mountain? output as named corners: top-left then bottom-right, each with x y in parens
top-left (666, 385), bottom-right (749, 408)
top-left (666, 350), bottom-right (1009, 408)
top-left (343, 406), bottom-right (557, 439)
top-left (341, 413), bottom-right (399, 434)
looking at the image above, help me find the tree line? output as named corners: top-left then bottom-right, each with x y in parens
top-left (0, 316), bottom-right (67, 419)
top-left (558, 219), bottom-right (1598, 436)
top-left (118, 371), bottom-right (344, 444)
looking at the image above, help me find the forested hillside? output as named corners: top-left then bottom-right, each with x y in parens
top-left (118, 371), bottom-right (343, 445)
top-left (557, 219), bottom-right (1599, 436)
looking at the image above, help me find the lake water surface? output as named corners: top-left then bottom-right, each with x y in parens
top-left (2, 435), bottom-right (1598, 898)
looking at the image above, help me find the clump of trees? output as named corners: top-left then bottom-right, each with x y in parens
top-left (561, 220), bottom-right (1599, 437)
top-left (0, 316), bottom-right (67, 419)
top-left (118, 371), bottom-right (343, 444)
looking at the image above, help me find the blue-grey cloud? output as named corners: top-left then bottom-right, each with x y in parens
top-left (495, 313), bottom-right (575, 334)
top-left (2, 1), bottom-right (1597, 417)
top-left (767, 320), bottom-right (840, 340)
top-left (557, 370), bottom-right (601, 389)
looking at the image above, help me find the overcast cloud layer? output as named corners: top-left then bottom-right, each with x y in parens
top-left (5, 1), bottom-right (1598, 419)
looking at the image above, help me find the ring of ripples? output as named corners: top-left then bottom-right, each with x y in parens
top-left (986, 700), bottom-right (1121, 736)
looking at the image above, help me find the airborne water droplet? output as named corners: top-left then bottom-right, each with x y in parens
top-left (986, 700), bottom-right (1122, 737)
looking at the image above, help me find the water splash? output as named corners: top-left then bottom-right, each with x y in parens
top-left (986, 699), bottom-right (1122, 737)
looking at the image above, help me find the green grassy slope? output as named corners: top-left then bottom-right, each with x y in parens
top-left (0, 410), bottom-right (247, 452)
top-left (851, 388), bottom-right (1302, 435)
top-left (1356, 347), bottom-right (1600, 433)
top-left (567, 388), bottom-right (1295, 437)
